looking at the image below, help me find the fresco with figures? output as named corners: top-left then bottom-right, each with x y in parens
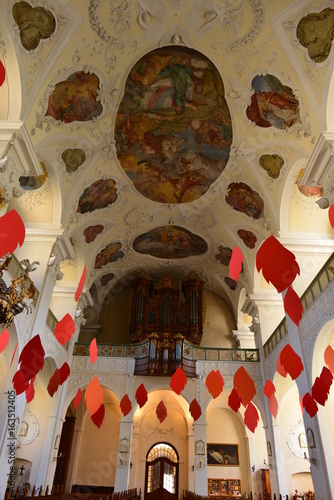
top-left (259, 154), bottom-right (284, 179)
top-left (94, 243), bottom-right (124, 269)
top-left (215, 246), bottom-right (233, 266)
top-left (133, 225), bottom-right (208, 259)
top-left (226, 182), bottom-right (264, 220)
top-left (100, 273), bottom-right (115, 286)
top-left (12, 1), bottom-right (56, 51)
top-left (45, 71), bottom-right (103, 123)
top-left (115, 46), bottom-right (232, 204)
top-left (246, 74), bottom-right (301, 130)
top-left (62, 148), bottom-right (86, 173)
top-left (237, 229), bottom-right (257, 249)
top-left (297, 8), bottom-right (334, 63)
top-left (83, 225), bottom-right (104, 244)
top-left (77, 178), bottom-right (117, 214)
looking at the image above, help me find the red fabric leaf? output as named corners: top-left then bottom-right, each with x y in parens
top-left (12, 369), bottom-right (29, 395)
top-left (0, 210), bottom-right (25, 259)
top-left (0, 61), bottom-right (5, 87)
top-left (299, 394), bottom-right (304, 414)
top-left (329, 203), bottom-right (334, 228)
top-left (0, 328), bottom-right (9, 353)
top-left (90, 338), bottom-right (98, 364)
top-left (59, 362), bottom-right (70, 384)
top-left (47, 369), bottom-right (61, 397)
top-left (283, 286), bottom-right (303, 326)
top-left (206, 370), bottom-right (224, 399)
top-left (269, 394), bottom-right (278, 419)
top-left (228, 387), bottom-right (242, 413)
top-left (53, 313), bottom-right (75, 346)
top-left (120, 394), bottom-right (132, 417)
top-left (10, 340), bottom-right (18, 368)
top-left (319, 366), bottom-right (333, 390)
top-left (256, 236), bottom-right (300, 293)
top-left (19, 335), bottom-right (45, 382)
top-left (279, 344), bottom-right (304, 380)
top-left (229, 246), bottom-right (243, 281)
top-left (233, 366), bottom-right (256, 406)
top-left (156, 400), bottom-right (167, 423)
top-left (25, 378), bottom-right (35, 404)
top-left (312, 377), bottom-right (329, 406)
top-left (91, 403), bottom-right (105, 429)
top-left (264, 379), bottom-right (276, 399)
top-left (85, 376), bottom-right (104, 416)
top-left (244, 402), bottom-right (259, 433)
top-left (302, 392), bottom-right (318, 418)
top-left (75, 265), bottom-right (86, 302)
top-left (324, 345), bottom-right (334, 373)
top-left (170, 366), bottom-right (187, 395)
top-left (189, 398), bottom-right (202, 421)
top-left (135, 383), bottom-right (148, 408)
top-left (73, 388), bottom-right (82, 410)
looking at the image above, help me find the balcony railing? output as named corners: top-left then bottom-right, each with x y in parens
top-left (263, 252), bottom-right (334, 358)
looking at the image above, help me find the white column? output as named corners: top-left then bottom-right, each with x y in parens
top-left (193, 416), bottom-right (208, 495)
top-left (114, 418), bottom-right (134, 492)
top-left (187, 423), bottom-right (195, 492)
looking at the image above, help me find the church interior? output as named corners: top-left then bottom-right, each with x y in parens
top-left (1, 1), bottom-right (334, 499)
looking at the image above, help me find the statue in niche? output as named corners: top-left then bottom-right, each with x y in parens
top-left (259, 154), bottom-right (284, 179)
top-left (62, 148), bottom-right (86, 173)
top-left (12, 1), bottom-right (56, 51)
top-left (297, 8), bottom-right (334, 63)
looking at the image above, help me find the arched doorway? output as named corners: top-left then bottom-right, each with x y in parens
top-left (144, 443), bottom-right (179, 500)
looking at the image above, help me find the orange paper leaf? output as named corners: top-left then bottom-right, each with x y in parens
top-left (244, 402), bottom-right (259, 433)
top-left (120, 394), bottom-right (132, 416)
top-left (0, 210), bottom-right (25, 259)
top-left (233, 366), bottom-right (256, 406)
top-left (170, 366), bottom-right (187, 395)
top-left (0, 328), bottom-right (9, 353)
top-left (10, 340), bottom-right (18, 368)
top-left (206, 370), bottom-right (224, 399)
top-left (75, 265), bottom-right (86, 302)
top-left (73, 388), bottom-right (82, 410)
top-left (85, 376), bottom-right (104, 416)
top-left (264, 379), bottom-right (275, 399)
top-left (53, 313), bottom-right (75, 346)
top-left (229, 246), bottom-right (243, 281)
top-left (156, 400), bottom-right (167, 423)
top-left (324, 345), bottom-right (334, 373)
top-left (90, 338), bottom-right (98, 364)
top-left (283, 286), bottom-right (303, 326)
top-left (269, 394), bottom-right (278, 419)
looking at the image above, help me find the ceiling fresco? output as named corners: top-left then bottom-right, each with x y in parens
top-left (12, 1), bottom-right (56, 51)
top-left (296, 8), bottom-right (334, 63)
top-left (62, 148), bottom-right (86, 174)
top-left (225, 182), bottom-right (264, 220)
top-left (83, 225), bottom-right (104, 244)
top-left (259, 154), bottom-right (284, 180)
top-left (237, 230), bottom-right (257, 249)
top-left (94, 243), bottom-right (124, 270)
top-left (115, 46), bottom-right (232, 204)
top-left (76, 179), bottom-right (118, 214)
top-left (132, 225), bottom-right (208, 259)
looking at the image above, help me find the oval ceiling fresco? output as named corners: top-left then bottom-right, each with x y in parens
top-left (133, 225), bottom-right (208, 259)
top-left (115, 46), bottom-right (232, 204)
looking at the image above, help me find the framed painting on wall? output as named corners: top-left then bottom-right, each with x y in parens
top-left (207, 444), bottom-right (239, 466)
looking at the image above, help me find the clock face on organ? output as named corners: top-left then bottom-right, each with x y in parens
top-left (195, 456), bottom-right (206, 469)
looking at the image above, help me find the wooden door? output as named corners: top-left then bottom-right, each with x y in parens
top-left (145, 456), bottom-right (178, 500)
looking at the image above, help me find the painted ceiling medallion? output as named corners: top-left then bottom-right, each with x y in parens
top-left (226, 182), bottom-right (264, 219)
top-left (100, 273), bottom-right (115, 286)
top-left (225, 277), bottom-right (237, 290)
top-left (62, 148), bottom-right (86, 173)
top-left (45, 71), bottom-right (103, 123)
top-left (83, 225), bottom-right (104, 244)
top-left (246, 74), bottom-right (301, 130)
top-left (133, 225), bottom-right (208, 259)
top-left (12, 1), bottom-right (56, 51)
top-left (297, 8), bottom-right (334, 63)
top-left (259, 154), bottom-right (284, 179)
top-left (215, 246), bottom-right (232, 266)
top-left (115, 46), bottom-right (232, 204)
top-left (77, 178), bottom-right (117, 214)
top-left (237, 229), bottom-right (257, 249)
top-left (94, 242), bottom-right (124, 269)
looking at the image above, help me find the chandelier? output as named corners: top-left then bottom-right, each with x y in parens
top-left (0, 255), bottom-right (38, 327)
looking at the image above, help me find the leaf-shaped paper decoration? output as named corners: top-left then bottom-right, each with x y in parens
top-left (120, 394), bottom-right (132, 417)
top-left (324, 345), bottom-right (334, 373)
top-left (170, 366), bottom-right (187, 395)
top-left (0, 210), bottom-right (25, 259)
top-left (279, 344), bottom-right (304, 380)
top-left (283, 286), bottom-right (303, 326)
top-left (59, 362), bottom-right (70, 384)
top-left (53, 313), bottom-right (75, 346)
top-left (85, 376), bottom-right (104, 416)
top-left (229, 246), bottom-right (243, 281)
top-left (0, 61), bottom-right (5, 87)
top-left (256, 236), bottom-right (300, 293)
top-left (156, 400), bottom-right (167, 423)
top-left (264, 379), bottom-right (276, 399)
top-left (302, 392), bottom-right (318, 418)
top-left (12, 369), bottom-right (29, 395)
top-left (19, 335), bottom-right (45, 382)
top-left (47, 369), bottom-right (61, 397)
top-left (244, 402), bottom-right (259, 433)
top-left (312, 377), bottom-right (329, 406)
top-left (25, 377), bottom-right (35, 404)
top-left (91, 403), bottom-right (105, 429)
top-left (206, 370), bottom-right (224, 399)
top-left (299, 394), bottom-right (304, 414)
top-left (0, 328), bottom-right (9, 353)
top-left (329, 203), bottom-right (334, 228)
top-left (73, 388), bottom-right (82, 410)
top-left (75, 265), bottom-right (86, 302)
top-left (228, 387), bottom-right (242, 413)
top-left (135, 383), bottom-right (148, 408)
top-left (319, 366), bottom-right (333, 390)
top-left (233, 366), bottom-right (256, 406)
top-left (276, 355), bottom-right (287, 378)
top-left (189, 398), bottom-right (202, 421)
top-left (10, 340), bottom-right (18, 368)
top-left (90, 338), bottom-right (98, 364)
top-left (269, 394), bottom-right (278, 419)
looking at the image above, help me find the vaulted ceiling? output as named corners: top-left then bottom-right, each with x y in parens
top-left (2, 0), bottom-right (333, 321)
